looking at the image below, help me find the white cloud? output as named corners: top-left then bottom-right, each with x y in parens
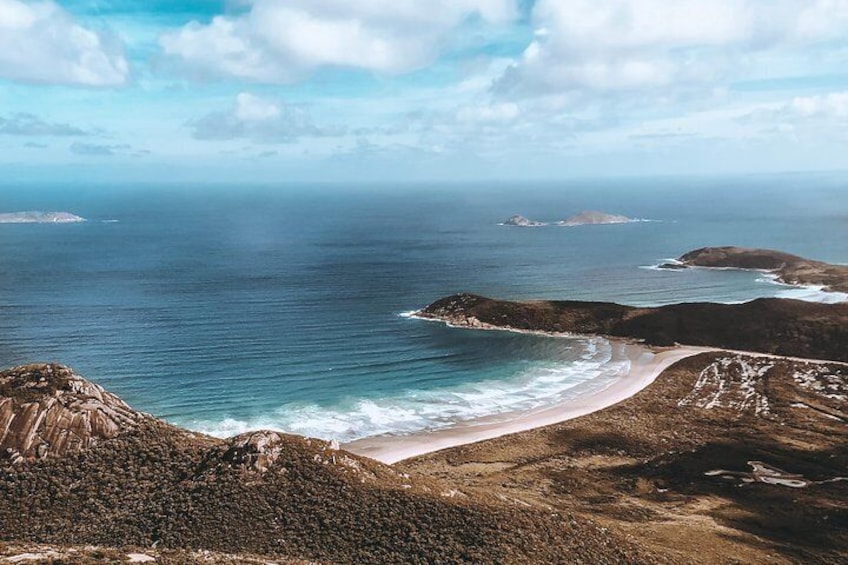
top-left (0, 0), bottom-right (128, 86)
top-left (160, 0), bottom-right (517, 82)
top-left (188, 93), bottom-right (345, 142)
top-left (790, 92), bottom-right (848, 119)
top-left (457, 102), bottom-right (520, 123)
top-left (498, 0), bottom-right (848, 96)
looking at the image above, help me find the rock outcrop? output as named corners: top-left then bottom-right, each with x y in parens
top-left (501, 215), bottom-right (546, 227)
top-left (677, 246), bottom-right (848, 293)
top-left (0, 364), bottom-right (145, 463)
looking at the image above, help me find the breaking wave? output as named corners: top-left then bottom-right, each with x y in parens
top-left (187, 337), bottom-right (632, 443)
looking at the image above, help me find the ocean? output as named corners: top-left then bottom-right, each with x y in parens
top-left (1, 175), bottom-right (847, 442)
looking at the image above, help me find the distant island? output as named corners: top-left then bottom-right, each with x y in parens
top-left (500, 215), bottom-right (547, 227)
top-left (558, 210), bottom-right (634, 226)
top-left (0, 211), bottom-right (86, 224)
top-left (501, 211), bottom-right (639, 227)
top-left (659, 246), bottom-right (848, 293)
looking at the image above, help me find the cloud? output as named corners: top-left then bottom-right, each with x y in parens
top-left (497, 0), bottom-right (848, 97)
top-left (790, 91), bottom-right (848, 120)
top-left (456, 102), bottom-right (520, 124)
top-left (70, 142), bottom-right (139, 156)
top-left (0, 113), bottom-right (90, 136)
top-left (0, 0), bottom-right (128, 87)
top-left (160, 0), bottom-right (517, 82)
top-left (188, 93), bottom-right (345, 142)
top-left (739, 91), bottom-right (848, 126)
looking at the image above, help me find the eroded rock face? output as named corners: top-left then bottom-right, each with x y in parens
top-left (0, 364), bottom-right (144, 463)
top-left (221, 430), bottom-right (289, 473)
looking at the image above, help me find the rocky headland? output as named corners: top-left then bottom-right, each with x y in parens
top-left (0, 211), bottom-right (86, 223)
top-left (661, 246), bottom-right (848, 293)
top-left (417, 292), bottom-right (848, 362)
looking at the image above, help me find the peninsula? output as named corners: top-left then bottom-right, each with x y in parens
top-left (0, 211), bottom-right (86, 224)
top-left (665, 246), bottom-right (848, 293)
top-left (416, 292), bottom-right (848, 362)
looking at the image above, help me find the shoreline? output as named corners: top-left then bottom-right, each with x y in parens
top-left (344, 339), bottom-right (711, 464)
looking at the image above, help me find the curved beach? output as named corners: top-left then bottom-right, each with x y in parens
top-left (345, 340), bottom-right (709, 463)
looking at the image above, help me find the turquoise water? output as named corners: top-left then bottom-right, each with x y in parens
top-left (1, 176), bottom-right (847, 440)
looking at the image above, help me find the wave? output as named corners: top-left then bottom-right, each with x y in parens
top-left (186, 337), bottom-right (632, 443)
top-left (755, 274), bottom-right (848, 304)
top-left (642, 262), bottom-right (847, 303)
top-left (639, 258), bottom-right (685, 271)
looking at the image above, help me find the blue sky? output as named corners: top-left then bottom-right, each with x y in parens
top-left (1, 0), bottom-right (848, 183)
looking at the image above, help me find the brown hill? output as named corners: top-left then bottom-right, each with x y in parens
top-left (0, 364), bottom-right (656, 565)
top-left (402, 352), bottom-right (848, 564)
top-left (678, 246), bottom-right (848, 293)
top-left (418, 293), bottom-right (848, 362)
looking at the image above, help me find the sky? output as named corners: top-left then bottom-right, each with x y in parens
top-left (1, 0), bottom-right (848, 183)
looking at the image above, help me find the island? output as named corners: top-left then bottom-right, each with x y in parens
top-left (558, 210), bottom-right (634, 226)
top-left (660, 246), bottom-right (848, 293)
top-left (0, 211), bottom-right (86, 224)
top-left (500, 215), bottom-right (547, 227)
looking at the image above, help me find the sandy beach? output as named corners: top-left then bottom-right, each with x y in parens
top-left (345, 342), bottom-right (711, 464)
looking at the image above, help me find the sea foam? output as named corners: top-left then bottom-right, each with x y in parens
top-left (757, 274), bottom-right (848, 304)
top-left (188, 337), bottom-right (631, 443)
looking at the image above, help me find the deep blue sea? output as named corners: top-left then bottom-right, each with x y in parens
top-left (2, 176), bottom-right (847, 441)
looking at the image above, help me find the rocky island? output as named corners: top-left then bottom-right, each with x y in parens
top-left (500, 215), bottom-right (547, 227)
top-left (558, 210), bottom-right (634, 226)
top-left (664, 246), bottom-right (848, 293)
top-left (0, 211), bottom-right (86, 224)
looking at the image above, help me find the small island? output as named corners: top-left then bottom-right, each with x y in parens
top-left (557, 211), bottom-right (635, 226)
top-left (661, 246), bottom-right (848, 293)
top-left (500, 215), bottom-right (547, 227)
top-left (0, 211), bottom-right (86, 224)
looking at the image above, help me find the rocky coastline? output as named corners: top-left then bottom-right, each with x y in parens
top-left (417, 292), bottom-right (848, 362)
top-left (661, 246), bottom-right (848, 294)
